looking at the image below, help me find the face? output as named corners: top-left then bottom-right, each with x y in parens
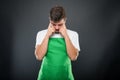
top-left (50, 18), bottom-right (66, 32)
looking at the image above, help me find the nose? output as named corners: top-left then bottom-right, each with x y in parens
top-left (55, 26), bottom-right (59, 29)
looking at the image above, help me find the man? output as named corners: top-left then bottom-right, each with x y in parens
top-left (35, 5), bottom-right (80, 80)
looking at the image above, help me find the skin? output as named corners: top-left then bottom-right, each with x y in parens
top-left (35, 18), bottom-right (79, 61)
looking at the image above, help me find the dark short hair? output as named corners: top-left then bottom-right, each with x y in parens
top-left (49, 5), bottom-right (66, 22)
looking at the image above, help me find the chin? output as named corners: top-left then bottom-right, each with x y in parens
top-left (55, 31), bottom-right (59, 34)
top-left (55, 30), bottom-right (59, 32)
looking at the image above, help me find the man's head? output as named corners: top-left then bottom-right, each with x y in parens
top-left (49, 5), bottom-right (66, 32)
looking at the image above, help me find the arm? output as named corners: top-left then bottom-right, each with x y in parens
top-left (59, 24), bottom-right (79, 61)
top-left (64, 34), bottom-right (79, 61)
top-left (35, 23), bottom-right (55, 60)
top-left (35, 34), bottom-right (49, 60)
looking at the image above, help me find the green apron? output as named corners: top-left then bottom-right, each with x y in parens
top-left (37, 38), bottom-right (74, 80)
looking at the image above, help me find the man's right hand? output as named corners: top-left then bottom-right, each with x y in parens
top-left (46, 23), bottom-right (55, 38)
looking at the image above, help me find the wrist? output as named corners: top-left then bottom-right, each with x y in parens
top-left (45, 33), bottom-right (50, 39)
top-left (64, 33), bottom-right (69, 39)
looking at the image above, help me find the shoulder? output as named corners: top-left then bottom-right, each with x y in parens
top-left (37, 29), bottom-right (47, 36)
top-left (67, 29), bottom-right (78, 37)
top-left (37, 29), bottom-right (47, 34)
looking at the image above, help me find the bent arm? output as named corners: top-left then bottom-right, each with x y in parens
top-left (35, 34), bottom-right (49, 61)
top-left (64, 34), bottom-right (79, 61)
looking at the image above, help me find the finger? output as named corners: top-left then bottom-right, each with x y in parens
top-left (63, 25), bottom-right (66, 30)
top-left (48, 23), bottom-right (52, 28)
top-left (59, 28), bottom-right (62, 33)
top-left (52, 29), bottom-right (55, 34)
top-left (63, 25), bottom-right (66, 28)
top-left (63, 24), bottom-right (66, 28)
top-left (53, 28), bottom-right (55, 32)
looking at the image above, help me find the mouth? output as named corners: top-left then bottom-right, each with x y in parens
top-left (55, 29), bottom-right (59, 33)
top-left (55, 29), bottom-right (59, 32)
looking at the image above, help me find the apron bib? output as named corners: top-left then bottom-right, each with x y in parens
top-left (37, 38), bottom-right (74, 80)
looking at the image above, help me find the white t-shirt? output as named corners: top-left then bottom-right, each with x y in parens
top-left (35, 29), bottom-right (80, 51)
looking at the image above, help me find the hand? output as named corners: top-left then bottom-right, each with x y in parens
top-left (46, 23), bottom-right (55, 37)
top-left (59, 24), bottom-right (67, 38)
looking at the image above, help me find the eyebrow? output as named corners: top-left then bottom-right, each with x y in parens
top-left (58, 24), bottom-right (63, 26)
top-left (51, 23), bottom-right (63, 25)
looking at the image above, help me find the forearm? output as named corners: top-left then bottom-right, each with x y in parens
top-left (35, 34), bottom-right (49, 60)
top-left (64, 34), bottom-right (78, 61)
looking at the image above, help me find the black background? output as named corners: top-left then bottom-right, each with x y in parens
top-left (0, 0), bottom-right (120, 80)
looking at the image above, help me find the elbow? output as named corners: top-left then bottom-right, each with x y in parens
top-left (35, 55), bottom-right (43, 61)
top-left (70, 55), bottom-right (78, 61)
top-left (69, 53), bottom-right (78, 61)
top-left (35, 50), bottom-right (43, 61)
top-left (70, 51), bottom-right (79, 61)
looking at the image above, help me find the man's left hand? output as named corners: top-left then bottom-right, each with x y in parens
top-left (59, 24), bottom-right (68, 38)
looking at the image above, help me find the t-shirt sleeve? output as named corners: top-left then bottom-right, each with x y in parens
top-left (71, 32), bottom-right (81, 51)
top-left (35, 31), bottom-right (45, 48)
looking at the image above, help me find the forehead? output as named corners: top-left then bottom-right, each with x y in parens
top-left (50, 19), bottom-right (65, 24)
